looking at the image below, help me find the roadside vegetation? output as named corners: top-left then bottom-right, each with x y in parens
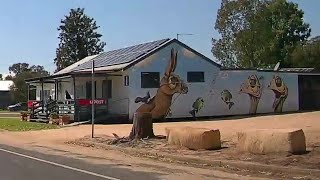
top-left (0, 118), bottom-right (58, 131)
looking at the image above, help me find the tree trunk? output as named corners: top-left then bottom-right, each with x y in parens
top-left (129, 112), bottom-right (155, 140)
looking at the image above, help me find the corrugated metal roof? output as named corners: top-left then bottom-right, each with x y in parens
top-left (73, 62), bottom-right (131, 73)
top-left (53, 54), bottom-right (99, 75)
top-left (279, 68), bottom-right (315, 73)
top-left (0, 80), bottom-right (13, 91)
top-left (72, 38), bottom-right (170, 71)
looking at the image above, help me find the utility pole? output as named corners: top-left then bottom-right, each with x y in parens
top-left (176, 33), bottom-right (193, 40)
top-left (91, 60), bottom-right (95, 138)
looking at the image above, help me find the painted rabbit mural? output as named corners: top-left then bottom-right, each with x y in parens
top-left (268, 75), bottom-right (288, 113)
top-left (135, 48), bottom-right (188, 121)
top-left (239, 74), bottom-right (262, 114)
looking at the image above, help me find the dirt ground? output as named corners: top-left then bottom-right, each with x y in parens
top-left (1, 111), bottom-right (320, 179)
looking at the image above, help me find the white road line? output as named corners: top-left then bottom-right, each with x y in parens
top-left (0, 148), bottom-right (120, 180)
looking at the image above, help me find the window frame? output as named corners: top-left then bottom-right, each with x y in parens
top-left (141, 72), bottom-right (160, 88)
top-left (124, 75), bottom-right (129, 86)
top-left (187, 71), bottom-right (205, 83)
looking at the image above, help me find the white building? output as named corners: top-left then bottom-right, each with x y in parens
top-left (25, 38), bottom-right (320, 122)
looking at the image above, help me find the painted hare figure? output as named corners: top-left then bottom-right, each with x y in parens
top-left (135, 48), bottom-right (188, 121)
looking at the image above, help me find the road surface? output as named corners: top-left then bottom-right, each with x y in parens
top-left (0, 144), bottom-right (159, 180)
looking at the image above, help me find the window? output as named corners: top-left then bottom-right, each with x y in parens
top-left (102, 80), bottom-right (112, 99)
top-left (187, 72), bottom-right (205, 82)
top-left (86, 81), bottom-right (97, 99)
top-left (124, 76), bottom-right (129, 86)
top-left (141, 72), bottom-right (160, 88)
top-left (107, 80), bottom-right (112, 98)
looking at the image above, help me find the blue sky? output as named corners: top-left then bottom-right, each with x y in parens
top-left (0, 0), bottom-right (319, 74)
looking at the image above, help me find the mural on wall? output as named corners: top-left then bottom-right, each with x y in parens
top-left (268, 75), bottom-right (288, 113)
top-left (135, 48), bottom-right (188, 120)
top-left (220, 90), bottom-right (234, 109)
top-left (189, 97), bottom-right (204, 118)
top-left (239, 74), bottom-right (263, 114)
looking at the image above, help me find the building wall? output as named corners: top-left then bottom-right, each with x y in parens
top-left (0, 91), bottom-right (12, 109)
top-left (126, 42), bottom-right (299, 120)
top-left (74, 75), bottom-right (130, 115)
top-left (57, 78), bottom-right (74, 101)
top-left (207, 70), bottom-right (299, 116)
top-left (107, 74), bottom-right (130, 114)
top-left (74, 76), bottom-right (106, 99)
top-left (127, 41), bottom-right (220, 119)
top-left (34, 83), bottom-right (54, 101)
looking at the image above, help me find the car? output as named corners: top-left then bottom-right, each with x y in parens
top-left (7, 102), bottom-right (27, 112)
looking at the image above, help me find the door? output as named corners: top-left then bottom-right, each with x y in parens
top-left (298, 75), bottom-right (320, 110)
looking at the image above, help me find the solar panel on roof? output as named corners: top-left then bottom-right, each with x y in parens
top-left (72, 38), bottom-right (169, 71)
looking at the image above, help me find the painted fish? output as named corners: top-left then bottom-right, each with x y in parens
top-left (135, 91), bottom-right (151, 103)
top-left (221, 89), bottom-right (234, 109)
top-left (189, 97), bottom-right (204, 118)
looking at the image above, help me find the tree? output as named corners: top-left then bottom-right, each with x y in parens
top-left (5, 75), bottom-right (13, 80)
top-left (129, 112), bottom-right (155, 140)
top-left (8, 63), bottom-right (49, 103)
top-left (0, 74), bottom-right (2, 80)
top-left (212, 0), bottom-right (311, 68)
top-left (54, 8), bottom-right (106, 72)
top-left (9, 63), bottom-right (30, 75)
top-left (291, 36), bottom-right (320, 69)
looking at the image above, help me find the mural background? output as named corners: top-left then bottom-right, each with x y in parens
top-left (124, 42), bottom-right (299, 120)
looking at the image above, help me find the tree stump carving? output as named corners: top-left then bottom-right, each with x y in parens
top-left (129, 112), bottom-right (155, 140)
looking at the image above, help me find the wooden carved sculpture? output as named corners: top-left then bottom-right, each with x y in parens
top-left (135, 48), bottom-right (188, 121)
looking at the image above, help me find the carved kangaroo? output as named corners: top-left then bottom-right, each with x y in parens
top-left (135, 48), bottom-right (188, 121)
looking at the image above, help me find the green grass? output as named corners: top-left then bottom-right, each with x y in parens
top-left (0, 118), bottom-right (58, 131)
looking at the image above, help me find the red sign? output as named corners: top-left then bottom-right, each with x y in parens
top-left (28, 100), bottom-right (41, 109)
top-left (77, 99), bottom-right (107, 106)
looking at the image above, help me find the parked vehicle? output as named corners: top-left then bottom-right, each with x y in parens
top-left (7, 102), bottom-right (27, 111)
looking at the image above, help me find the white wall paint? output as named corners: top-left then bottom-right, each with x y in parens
top-left (34, 83), bottom-right (54, 101)
top-left (127, 41), bottom-right (220, 119)
top-left (74, 76), bottom-right (106, 99)
top-left (107, 73), bottom-right (130, 114)
top-left (208, 70), bottom-right (299, 116)
top-left (126, 42), bottom-right (299, 120)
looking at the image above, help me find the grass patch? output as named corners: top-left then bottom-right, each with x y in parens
top-left (0, 118), bottom-right (58, 131)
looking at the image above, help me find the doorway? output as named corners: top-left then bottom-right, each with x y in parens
top-left (102, 80), bottom-right (112, 100)
top-left (298, 75), bottom-right (320, 110)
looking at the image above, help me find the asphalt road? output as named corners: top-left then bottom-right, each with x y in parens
top-left (0, 144), bottom-right (160, 180)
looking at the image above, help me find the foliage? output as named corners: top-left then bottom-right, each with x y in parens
top-left (212, 0), bottom-right (311, 68)
top-left (0, 118), bottom-right (58, 131)
top-left (49, 112), bottom-right (59, 119)
top-left (8, 63), bottom-right (49, 103)
top-left (54, 8), bottom-right (106, 72)
top-left (5, 75), bottom-right (13, 80)
top-left (0, 74), bottom-right (2, 80)
top-left (291, 36), bottom-right (320, 69)
top-left (20, 111), bottom-right (29, 116)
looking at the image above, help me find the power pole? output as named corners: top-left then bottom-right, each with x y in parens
top-left (91, 60), bottom-right (95, 138)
